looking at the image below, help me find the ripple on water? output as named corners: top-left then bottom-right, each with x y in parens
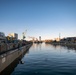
top-left (11, 43), bottom-right (76, 75)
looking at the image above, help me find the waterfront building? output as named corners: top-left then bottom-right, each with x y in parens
top-left (0, 32), bottom-right (6, 43)
top-left (60, 37), bottom-right (76, 43)
top-left (8, 33), bottom-right (18, 40)
top-left (0, 32), bottom-right (5, 39)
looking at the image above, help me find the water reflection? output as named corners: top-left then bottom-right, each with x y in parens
top-left (11, 43), bottom-right (76, 75)
top-left (32, 43), bottom-right (42, 50)
top-left (50, 44), bottom-right (76, 53)
top-left (45, 43), bottom-right (63, 50)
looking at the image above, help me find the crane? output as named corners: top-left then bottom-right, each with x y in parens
top-left (22, 30), bottom-right (27, 40)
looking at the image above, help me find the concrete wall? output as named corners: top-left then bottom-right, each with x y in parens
top-left (0, 44), bottom-right (32, 73)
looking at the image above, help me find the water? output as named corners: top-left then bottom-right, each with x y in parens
top-left (11, 43), bottom-right (76, 75)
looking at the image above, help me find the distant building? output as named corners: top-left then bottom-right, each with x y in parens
top-left (8, 33), bottom-right (18, 40)
top-left (0, 32), bottom-right (5, 39)
top-left (60, 37), bottom-right (76, 43)
top-left (55, 38), bottom-right (60, 42)
top-left (0, 32), bottom-right (6, 43)
top-left (39, 36), bottom-right (41, 41)
top-left (66, 37), bottom-right (76, 43)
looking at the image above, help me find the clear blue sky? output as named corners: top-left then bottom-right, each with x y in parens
top-left (0, 0), bottom-right (76, 40)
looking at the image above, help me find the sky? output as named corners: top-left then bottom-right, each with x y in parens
top-left (0, 0), bottom-right (76, 40)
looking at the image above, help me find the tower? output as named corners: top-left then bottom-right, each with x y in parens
top-left (59, 33), bottom-right (61, 41)
top-left (39, 36), bottom-right (41, 42)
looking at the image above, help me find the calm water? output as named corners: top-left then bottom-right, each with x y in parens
top-left (11, 43), bottom-right (76, 75)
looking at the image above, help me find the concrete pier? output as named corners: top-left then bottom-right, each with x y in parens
top-left (0, 43), bottom-right (32, 73)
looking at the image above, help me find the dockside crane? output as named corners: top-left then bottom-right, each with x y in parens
top-left (22, 30), bottom-right (27, 40)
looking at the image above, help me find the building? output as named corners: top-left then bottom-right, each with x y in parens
top-left (8, 33), bottom-right (18, 40)
top-left (55, 38), bottom-right (60, 42)
top-left (39, 36), bottom-right (41, 41)
top-left (0, 32), bottom-right (6, 43)
top-left (60, 37), bottom-right (76, 43)
top-left (0, 32), bottom-right (5, 39)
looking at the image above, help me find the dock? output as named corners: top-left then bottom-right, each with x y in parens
top-left (0, 43), bottom-right (32, 74)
